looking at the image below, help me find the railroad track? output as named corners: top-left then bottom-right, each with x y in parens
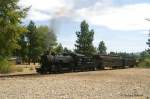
top-left (0, 72), bottom-right (70, 78)
top-left (0, 73), bottom-right (41, 78)
top-left (0, 68), bottom-right (129, 78)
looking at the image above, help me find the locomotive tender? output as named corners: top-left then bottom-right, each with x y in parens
top-left (36, 52), bottom-right (136, 74)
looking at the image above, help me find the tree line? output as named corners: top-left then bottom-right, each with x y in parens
top-left (17, 20), bottom-right (107, 63)
top-left (16, 20), bottom-right (139, 63)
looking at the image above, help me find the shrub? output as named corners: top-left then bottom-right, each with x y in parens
top-left (0, 58), bottom-right (12, 74)
top-left (138, 58), bottom-right (150, 68)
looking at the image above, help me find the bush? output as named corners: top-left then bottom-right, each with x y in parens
top-left (0, 58), bottom-right (12, 74)
top-left (138, 58), bottom-right (150, 68)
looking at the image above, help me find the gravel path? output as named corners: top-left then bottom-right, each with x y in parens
top-left (0, 68), bottom-right (150, 99)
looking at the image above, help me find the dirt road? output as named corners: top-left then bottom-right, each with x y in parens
top-left (0, 68), bottom-right (150, 99)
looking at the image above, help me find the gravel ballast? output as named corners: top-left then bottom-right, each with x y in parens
top-left (0, 68), bottom-right (150, 99)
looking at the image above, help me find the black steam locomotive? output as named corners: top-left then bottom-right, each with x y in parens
top-left (36, 52), bottom-right (136, 74)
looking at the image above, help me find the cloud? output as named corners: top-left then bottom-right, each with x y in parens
top-left (19, 0), bottom-right (150, 31)
top-left (75, 3), bottom-right (150, 31)
top-left (19, 0), bottom-right (74, 21)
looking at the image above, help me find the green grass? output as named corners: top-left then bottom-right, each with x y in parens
top-left (138, 58), bottom-right (150, 68)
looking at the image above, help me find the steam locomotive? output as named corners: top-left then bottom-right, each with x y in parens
top-left (36, 52), bottom-right (136, 74)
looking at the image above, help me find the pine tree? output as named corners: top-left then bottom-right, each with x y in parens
top-left (75, 20), bottom-right (95, 56)
top-left (147, 32), bottom-right (150, 53)
top-left (54, 43), bottom-right (63, 54)
top-left (98, 41), bottom-right (107, 54)
top-left (36, 25), bottom-right (57, 51)
top-left (63, 47), bottom-right (72, 54)
top-left (18, 23), bottom-right (57, 63)
top-left (26, 21), bottom-right (43, 64)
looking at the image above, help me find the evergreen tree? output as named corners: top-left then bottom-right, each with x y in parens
top-left (75, 20), bottom-right (95, 56)
top-left (0, 0), bottom-right (28, 57)
top-left (36, 25), bottom-right (57, 51)
top-left (147, 32), bottom-right (150, 53)
top-left (63, 47), bottom-right (72, 54)
top-left (26, 21), bottom-right (37, 63)
top-left (97, 41), bottom-right (107, 54)
top-left (18, 23), bottom-right (57, 63)
top-left (53, 43), bottom-right (63, 54)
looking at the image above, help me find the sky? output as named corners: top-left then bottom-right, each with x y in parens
top-left (19, 0), bottom-right (150, 53)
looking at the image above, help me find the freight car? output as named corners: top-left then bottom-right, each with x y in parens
top-left (36, 52), bottom-right (136, 74)
top-left (93, 55), bottom-right (136, 69)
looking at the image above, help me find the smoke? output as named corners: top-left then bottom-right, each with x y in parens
top-left (49, 6), bottom-right (74, 34)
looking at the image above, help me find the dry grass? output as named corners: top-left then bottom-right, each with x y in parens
top-left (10, 63), bottom-right (38, 73)
top-left (15, 67), bottom-right (23, 72)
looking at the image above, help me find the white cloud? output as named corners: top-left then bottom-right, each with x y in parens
top-left (19, 0), bottom-right (74, 21)
top-left (76, 3), bottom-right (150, 31)
top-left (19, 0), bottom-right (150, 31)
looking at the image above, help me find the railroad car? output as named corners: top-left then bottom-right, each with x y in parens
top-left (93, 55), bottom-right (125, 69)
